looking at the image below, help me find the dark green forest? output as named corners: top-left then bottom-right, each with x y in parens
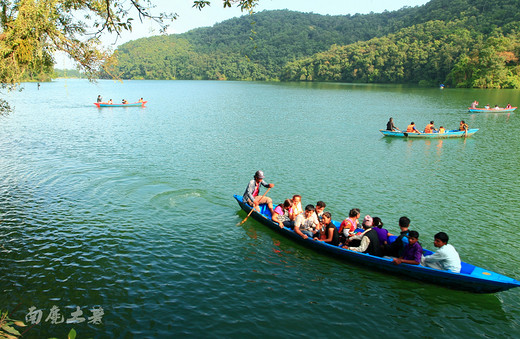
top-left (109, 0), bottom-right (520, 88)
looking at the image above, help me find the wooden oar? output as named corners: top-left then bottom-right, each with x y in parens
top-left (238, 187), bottom-right (271, 226)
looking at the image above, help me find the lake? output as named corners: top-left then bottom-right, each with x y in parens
top-left (1, 79), bottom-right (520, 338)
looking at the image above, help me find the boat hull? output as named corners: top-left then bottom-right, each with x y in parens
top-left (234, 195), bottom-right (520, 293)
top-left (468, 107), bottom-right (516, 113)
top-left (94, 101), bottom-right (147, 107)
top-left (380, 129), bottom-right (478, 138)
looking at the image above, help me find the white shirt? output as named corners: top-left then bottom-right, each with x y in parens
top-left (295, 213), bottom-right (318, 232)
top-left (422, 244), bottom-right (461, 273)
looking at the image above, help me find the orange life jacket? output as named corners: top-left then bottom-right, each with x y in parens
top-left (424, 124), bottom-right (434, 133)
top-left (406, 124), bottom-right (415, 133)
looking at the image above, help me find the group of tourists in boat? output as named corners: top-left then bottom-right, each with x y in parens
top-left (96, 95), bottom-right (145, 105)
top-left (470, 100), bottom-right (513, 110)
top-left (386, 117), bottom-right (468, 134)
top-left (468, 100), bottom-right (516, 112)
top-left (243, 170), bottom-right (462, 273)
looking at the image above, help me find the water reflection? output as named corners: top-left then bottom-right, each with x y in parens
top-left (436, 139), bottom-right (443, 155)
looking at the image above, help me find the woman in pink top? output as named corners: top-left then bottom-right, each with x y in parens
top-left (339, 208), bottom-right (360, 243)
top-left (272, 199), bottom-right (295, 229)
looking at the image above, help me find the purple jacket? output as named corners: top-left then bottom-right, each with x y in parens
top-left (373, 227), bottom-right (389, 243)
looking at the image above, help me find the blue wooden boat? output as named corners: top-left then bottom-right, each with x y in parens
top-left (468, 107), bottom-right (516, 113)
top-left (380, 129), bottom-right (478, 138)
top-left (94, 101), bottom-right (147, 108)
top-left (234, 195), bottom-right (520, 293)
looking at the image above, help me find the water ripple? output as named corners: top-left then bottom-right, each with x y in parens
top-left (2, 81), bottom-right (520, 337)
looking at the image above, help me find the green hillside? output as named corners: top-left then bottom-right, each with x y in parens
top-left (112, 7), bottom-right (425, 81)
top-left (109, 0), bottom-right (520, 88)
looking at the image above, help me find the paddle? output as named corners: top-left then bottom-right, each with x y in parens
top-left (238, 187), bottom-right (271, 226)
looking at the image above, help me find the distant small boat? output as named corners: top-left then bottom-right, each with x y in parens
top-left (468, 107), bottom-right (516, 113)
top-left (94, 101), bottom-right (147, 108)
top-left (380, 129), bottom-right (479, 138)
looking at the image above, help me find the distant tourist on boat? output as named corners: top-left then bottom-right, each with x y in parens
top-left (392, 230), bottom-right (422, 266)
top-left (108, 99), bottom-right (113, 104)
top-left (421, 232), bottom-right (461, 273)
top-left (494, 105), bottom-right (500, 110)
top-left (386, 117), bottom-right (400, 131)
top-left (294, 204), bottom-right (319, 239)
top-left (459, 120), bottom-right (468, 132)
top-left (506, 103), bottom-right (512, 109)
top-left (343, 215), bottom-right (382, 256)
top-left (138, 98), bottom-right (144, 103)
top-left (243, 170), bottom-right (275, 215)
top-left (424, 121), bottom-right (438, 133)
top-left (438, 126), bottom-right (445, 134)
top-left (385, 216), bottom-right (411, 257)
top-left (470, 100), bottom-right (479, 109)
top-left (272, 199), bottom-right (295, 229)
top-left (97, 95), bottom-right (102, 103)
top-left (122, 99), bottom-right (128, 104)
top-left (406, 122), bottom-right (421, 134)
top-left (485, 104), bottom-right (490, 109)
top-left (315, 212), bottom-right (340, 246)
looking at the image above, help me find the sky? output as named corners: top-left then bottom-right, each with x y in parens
top-left (56, 0), bottom-right (431, 68)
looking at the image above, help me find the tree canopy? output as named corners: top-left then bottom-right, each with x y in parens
top-left (0, 0), bottom-right (256, 113)
top-left (2, 0), bottom-right (520, 94)
top-left (0, 0), bottom-right (256, 88)
top-left (109, 0), bottom-right (520, 88)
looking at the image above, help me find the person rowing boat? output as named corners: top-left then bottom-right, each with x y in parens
top-left (386, 117), bottom-right (400, 131)
top-left (243, 170), bottom-right (275, 215)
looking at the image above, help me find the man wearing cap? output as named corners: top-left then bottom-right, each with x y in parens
top-left (243, 170), bottom-right (275, 215)
top-left (343, 215), bottom-right (382, 256)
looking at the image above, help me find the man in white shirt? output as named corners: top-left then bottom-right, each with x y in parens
top-left (294, 204), bottom-right (319, 239)
top-left (422, 232), bottom-right (461, 273)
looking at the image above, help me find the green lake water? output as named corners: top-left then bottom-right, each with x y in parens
top-left (1, 79), bottom-right (520, 338)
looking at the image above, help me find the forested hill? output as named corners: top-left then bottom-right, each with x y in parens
top-left (110, 0), bottom-right (520, 88)
top-left (112, 7), bottom-right (424, 81)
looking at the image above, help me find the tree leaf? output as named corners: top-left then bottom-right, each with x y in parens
top-left (1, 324), bottom-right (21, 335)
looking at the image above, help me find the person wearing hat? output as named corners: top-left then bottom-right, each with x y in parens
top-left (343, 215), bottom-right (382, 256)
top-left (243, 170), bottom-right (275, 215)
